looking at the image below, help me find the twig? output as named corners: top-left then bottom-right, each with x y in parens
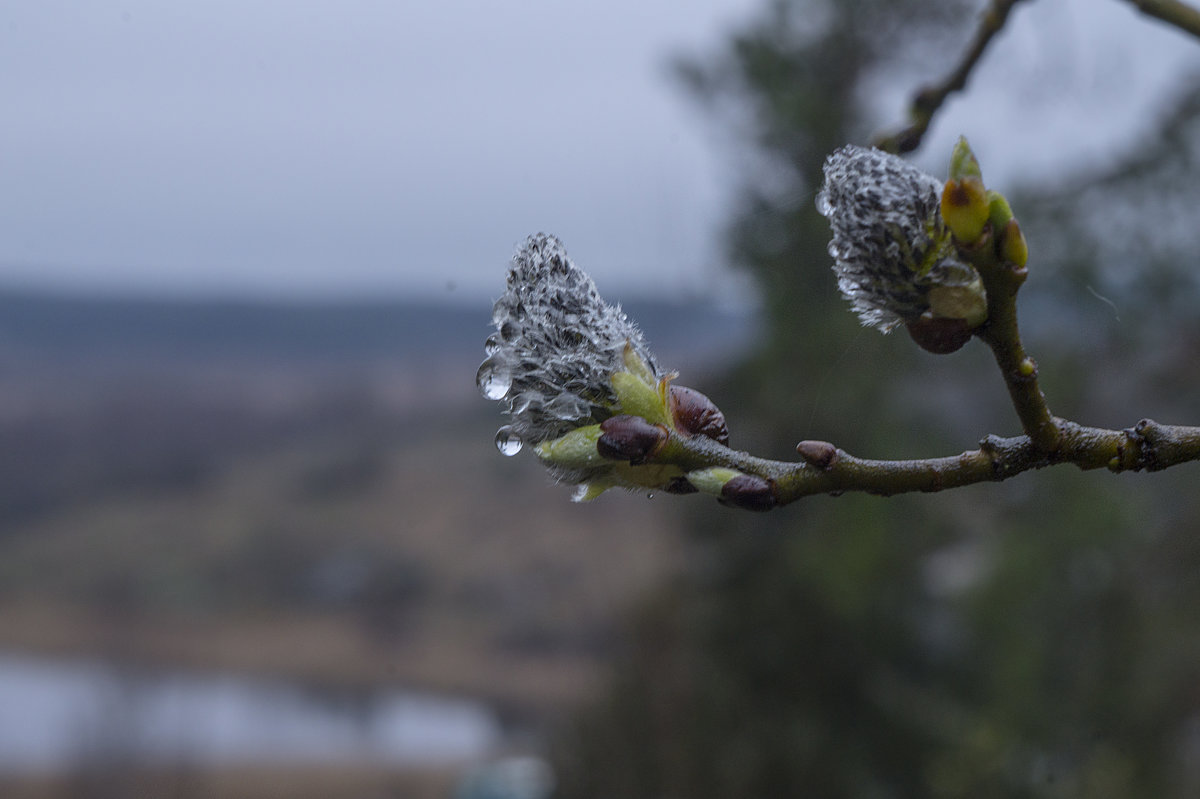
top-left (658, 419), bottom-right (1200, 506)
top-left (874, 0), bottom-right (1029, 154)
top-left (1126, 0), bottom-right (1200, 40)
top-left (963, 228), bottom-right (1062, 452)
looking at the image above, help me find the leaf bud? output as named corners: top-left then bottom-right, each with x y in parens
top-left (941, 177), bottom-right (989, 244)
top-left (905, 313), bottom-right (973, 354)
top-left (948, 136), bottom-right (983, 182)
top-left (534, 425), bottom-right (606, 470)
top-left (986, 190), bottom-right (1013, 230)
top-left (720, 474), bottom-right (778, 512)
top-left (684, 467), bottom-right (740, 495)
top-left (942, 137), bottom-right (990, 244)
top-left (796, 439), bottom-right (839, 470)
top-left (1000, 218), bottom-right (1028, 267)
top-left (597, 414), bottom-right (668, 464)
top-left (668, 384), bottom-right (730, 445)
top-left (610, 371), bottom-right (670, 427)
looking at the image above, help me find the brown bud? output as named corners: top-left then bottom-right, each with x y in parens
top-left (719, 474), bottom-right (777, 512)
top-left (597, 414), bottom-right (668, 464)
top-left (905, 314), bottom-right (973, 355)
top-left (796, 439), bottom-right (839, 470)
top-left (668, 385), bottom-right (729, 446)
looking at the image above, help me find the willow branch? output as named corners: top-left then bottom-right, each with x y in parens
top-left (964, 231), bottom-right (1062, 451)
top-left (873, 0), bottom-right (1029, 154)
top-left (1126, 0), bottom-right (1200, 40)
top-left (657, 419), bottom-right (1200, 507)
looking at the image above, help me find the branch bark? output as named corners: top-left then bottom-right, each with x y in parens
top-left (1126, 0), bottom-right (1200, 40)
top-left (658, 419), bottom-right (1200, 506)
top-left (874, 0), bottom-right (1030, 154)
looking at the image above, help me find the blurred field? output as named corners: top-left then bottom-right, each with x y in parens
top-left (0, 292), bottom-right (753, 792)
top-left (0, 764), bottom-right (456, 799)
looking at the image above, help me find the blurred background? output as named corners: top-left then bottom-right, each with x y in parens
top-left (2, 1), bottom-right (1200, 797)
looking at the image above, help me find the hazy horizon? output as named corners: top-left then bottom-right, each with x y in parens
top-left (2, 0), bottom-right (1198, 305)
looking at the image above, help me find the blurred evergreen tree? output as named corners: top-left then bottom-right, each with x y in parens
top-left (553, 2), bottom-right (1200, 797)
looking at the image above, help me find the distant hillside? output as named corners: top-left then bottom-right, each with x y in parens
top-left (0, 291), bottom-right (757, 369)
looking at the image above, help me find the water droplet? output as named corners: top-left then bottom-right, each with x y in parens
top-left (646, 492), bottom-right (655, 500)
top-left (476, 358), bottom-right (512, 400)
top-left (543, 393), bottom-right (589, 421)
top-left (815, 191), bottom-right (832, 217)
top-left (494, 426), bottom-right (522, 456)
top-left (484, 334), bottom-right (501, 356)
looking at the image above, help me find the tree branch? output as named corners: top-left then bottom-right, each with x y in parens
top-left (658, 419), bottom-right (1200, 507)
top-left (1126, 0), bottom-right (1200, 40)
top-left (963, 228), bottom-right (1062, 452)
top-left (874, 0), bottom-right (1030, 154)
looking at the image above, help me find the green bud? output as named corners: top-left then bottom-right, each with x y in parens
top-left (948, 136), bottom-right (983, 182)
top-left (535, 425), bottom-right (606, 470)
top-left (685, 467), bottom-right (744, 496)
top-left (622, 341), bottom-right (658, 386)
top-left (941, 177), bottom-right (989, 244)
top-left (1001, 218), bottom-right (1028, 267)
top-left (610, 371), bottom-right (670, 426)
top-left (986, 190), bottom-right (1013, 230)
top-left (942, 137), bottom-right (991, 244)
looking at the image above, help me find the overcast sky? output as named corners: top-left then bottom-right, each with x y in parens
top-left (1, 0), bottom-right (1198, 304)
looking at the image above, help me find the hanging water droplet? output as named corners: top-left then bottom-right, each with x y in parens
top-left (484, 334), bottom-right (501, 356)
top-left (815, 191), bottom-right (832, 217)
top-left (476, 358), bottom-right (512, 400)
top-left (494, 426), bottom-right (523, 456)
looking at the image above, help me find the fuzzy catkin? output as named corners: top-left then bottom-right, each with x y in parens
top-left (480, 233), bottom-right (661, 444)
top-left (818, 145), bottom-right (979, 331)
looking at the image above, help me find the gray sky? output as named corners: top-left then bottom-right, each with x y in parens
top-left (1, 0), bottom-right (1197, 304)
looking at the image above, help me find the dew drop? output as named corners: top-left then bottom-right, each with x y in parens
top-left (476, 358), bottom-right (512, 400)
top-left (815, 191), bottom-right (833, 217)
top-left (484, 334), bottom-right (501, 356)
top-left (494, 426), bottom-right (523, 456)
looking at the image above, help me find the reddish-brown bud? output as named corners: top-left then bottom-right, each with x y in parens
top-left (597, 414), bottom-right (668, 464)
top-left (668, 385), bottom-right (729, 446)
top-left (905, 314), bottom-right (973, 354)
top-left (796, 439), bottom-right (839, 470)
top-left (719, 474), bottom-right (777, 512)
